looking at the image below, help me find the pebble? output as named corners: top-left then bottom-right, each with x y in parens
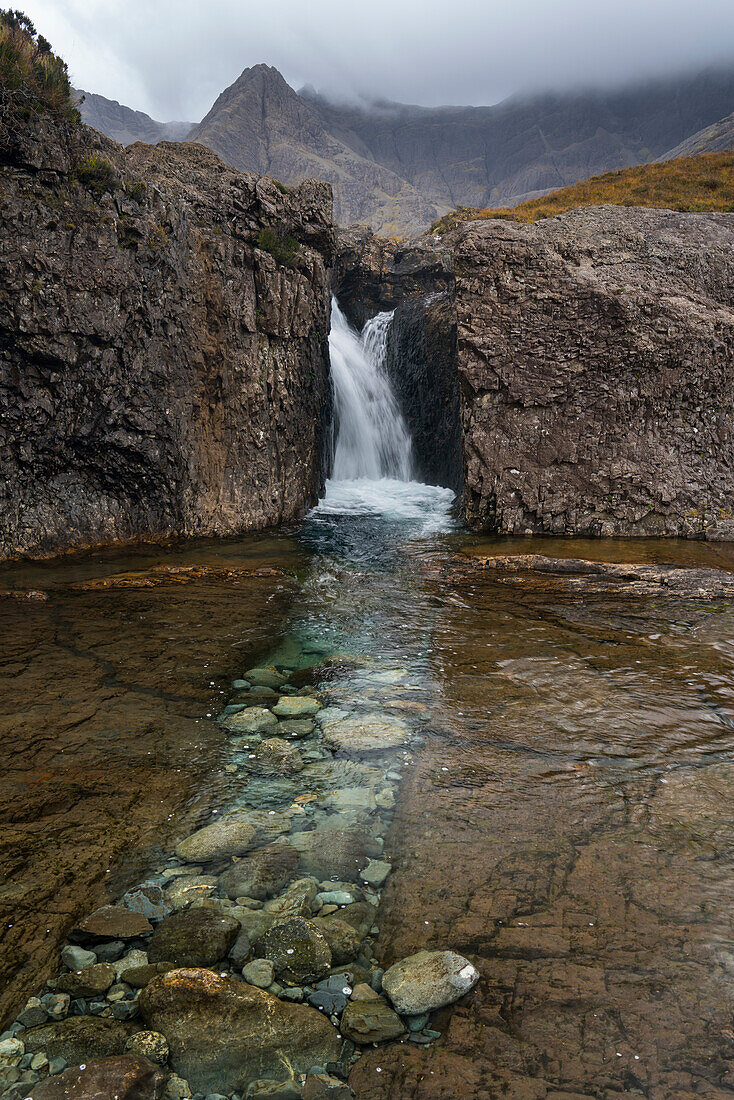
top-left (0, 1039), bottom-right (24, 1067)
top-left (315, 891), bottom-right (354, 907)
top-left (61, 945), bottom-right (97, 971)
top-left (242, 959), bottom-right (274, 988)
top-left (360, 859), bottom-right (391, 887)
top-left (126, 1029), bottom-right (170, 1065)
top-left (232, 680), bottom-right (251, 690)
top-left (16, 997), bottom-right (48, 1028)
top-left (48, 1057), bottom-right (67, 1075)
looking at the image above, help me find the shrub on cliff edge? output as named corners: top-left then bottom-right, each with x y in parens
top-left (0, 8), bottom-right (79, 123)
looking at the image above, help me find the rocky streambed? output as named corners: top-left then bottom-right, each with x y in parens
top-left (0, 658), bottom-right (478, 1099)
top-left (2, 505), bottom-right (734, 1100)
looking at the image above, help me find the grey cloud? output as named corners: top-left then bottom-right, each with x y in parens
top-left (20, 0), bottom-right (734, 121)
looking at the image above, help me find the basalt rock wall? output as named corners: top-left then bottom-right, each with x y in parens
top-left (449, 207), bottom-right (734, 539)
top-left (0, 112), bottom-right (334, 562)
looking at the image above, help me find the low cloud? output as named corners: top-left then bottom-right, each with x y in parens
top-left (20, 0), bottom-right (734, 122)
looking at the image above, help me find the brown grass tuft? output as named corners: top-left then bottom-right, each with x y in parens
top-left (431, 153), bottom-right (734, 234)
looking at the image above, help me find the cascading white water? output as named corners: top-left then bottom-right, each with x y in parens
top-left (315, 297), bottom-right (455, 533)
top-left (328, 298), bottom-right (413, 481)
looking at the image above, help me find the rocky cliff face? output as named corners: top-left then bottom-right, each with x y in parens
top-left (449, 206), bottom-right (734, 539)
top-left (0, 112), bottom-right (334, 562)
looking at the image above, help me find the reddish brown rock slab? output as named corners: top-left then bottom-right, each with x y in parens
top-left (70, 905), bottom-right (153, 942)
top-left (23, 1017), bottom-right (140, 1063)
top-left (139, 968), bottom-right (341, 1094)
top-left (30, 1054), bottom-right (167, 1099)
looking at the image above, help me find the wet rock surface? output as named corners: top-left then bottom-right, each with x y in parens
top-left (0, 111), bottom-right (334, 563)
top-left (449, 207), bottom-right (734, 538)
top-left (29, 1054), bottom-right (167, 1099)
top-left (139, 969), bottom-right (341, 1093)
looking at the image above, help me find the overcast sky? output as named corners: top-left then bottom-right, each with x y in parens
top-left (20, 0), bottom-right (734, 122)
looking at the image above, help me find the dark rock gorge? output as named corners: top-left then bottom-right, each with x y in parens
top-left (1, 111), bottom-right (734, 559)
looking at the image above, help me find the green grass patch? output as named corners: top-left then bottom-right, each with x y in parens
top-left (75, 154), bottom-right (115, 195)
top-left (256, 225), bottom-right (299, 266)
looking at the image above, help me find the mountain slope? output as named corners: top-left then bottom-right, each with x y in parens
top-left (658, 111), bottom-right (734, 159)
top-left (188, 65), bottom-right (441, 234)
top-left (81, 65), bottom-right (734, 233)
top-left (77, 89), bottom-right (191, 145)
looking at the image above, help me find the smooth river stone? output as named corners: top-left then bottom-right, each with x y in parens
top-left (221, 708), bottom-right (278, 736)
top-left (382, 949), bottom-right (480, 1014)
top-left (243, 667), bottom-right (287, 689)
top-left (249, 737), bottom-right (304, 776)
top-left (175, 819), bottom-right (257, 862)
top-left (340, 997), bottom-right (405, 1044)
top-left (272, 696), bottom-right (321, 718)
top-left (139, 968), bottom-right (341, 1093)
top-left (253, 917), bottom-right (332, 985)
top-left (70, 905), bottom-right (152, 942)
top-left (29, 1054), bottom-right (167, 1100)
top-left (147, 909), bottom-right (240, 968)
top-left (218, 841), bottom-right (300, 901)
top-left (318, 712), bottom-right (409, 754)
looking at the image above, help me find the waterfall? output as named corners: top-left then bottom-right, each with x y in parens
top-left (328, 298), bottom-right (413, 481)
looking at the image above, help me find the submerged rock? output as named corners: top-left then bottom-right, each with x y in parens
top-left (263, 878), bottom-right (318, 919)
top-left (70, 906), bottom-right (153, 942)
top-left (175, 819), bottom-right (257, 863)
top-left (139, 968), bottom-right (341, 1093)
top-left (125, 1031), bottom-right (170, 1066)
top-left (222, 708), bottom-right (278, 736)
top-left (253, 918), bottom-right (332, 985)
top-left (291, 827), bottom-right (382, 882)
top-left (272, 697), bottom-right (321, 719)
top-left (311, 917), bottom-right (362, 965)
top-left (147, 910), bottom-right (240, 968)
top-left (244, 668), bottom-right (288, 690)
top-left (23, 1017), bottom-right (140, 1063)
top-left (218, 841), bottom-right (300, 901)
top-left (29, 1054), bottom-right (167, 1099)
top-left (340, 997), bottom-right (405, 1044)
top-left (249, 738), bottom-right (304, 776)
top-left (382, 949), bottom-right (479, 1014)
top-left (56, 963), bottom-right (116, 998)
top-left (319, 713), bottom-right (409, 755)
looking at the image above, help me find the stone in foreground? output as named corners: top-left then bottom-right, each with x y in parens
top-left (272, 696), bottom-right (321, 718)
top-left (382, 949), bottom-right (479, 1014)
top-left (23, 1017), bottom-right (140, 1064)
top-left (139, 968), bottom-right (341, 1093)
top-left (29, 1054), bottom-right (167, 1098)
top-left (30, 1054), bottom-right (167, 1098)
top-left (319, 713), bottom-right (409, 755)
top-left (175, 819), bottom-right (257, 862)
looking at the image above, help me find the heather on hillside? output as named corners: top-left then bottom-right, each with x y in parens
top-left (432, 152), bottom-right (734, 233)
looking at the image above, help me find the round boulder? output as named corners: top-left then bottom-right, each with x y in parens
top-left (175, 819), bottom-right (257, 863)
top-left (218, 841), bottom-right (299, 901)
top-left (253, 918), bottom-right (331, 985)
top-left (147, 909), bottom-right (240, 968)
top-left (382, 949), bottom-right (479, 1014)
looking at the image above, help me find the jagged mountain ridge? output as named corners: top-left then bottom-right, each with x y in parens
top-left (77, 89), bottom-right (191, 146)
top-left (81, 64), bottom-right (734, 234)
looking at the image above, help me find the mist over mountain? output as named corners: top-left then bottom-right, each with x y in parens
top-left (79, 63), bottom-right (734, 234)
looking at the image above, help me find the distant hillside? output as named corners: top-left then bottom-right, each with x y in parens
top-left (431, 153), bottom-right (734, 232)
top-left (658, 112), bottom-right (734, 160)
top-left (79, 65), bottom-right (734, 233)
top-left (77, 90), bottom-right (191, 146)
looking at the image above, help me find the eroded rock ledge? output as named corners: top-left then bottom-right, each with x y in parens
top-left (0, 113), bottom-right (335, 562)
top-left (449, 206), bottom-right (734, 539)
